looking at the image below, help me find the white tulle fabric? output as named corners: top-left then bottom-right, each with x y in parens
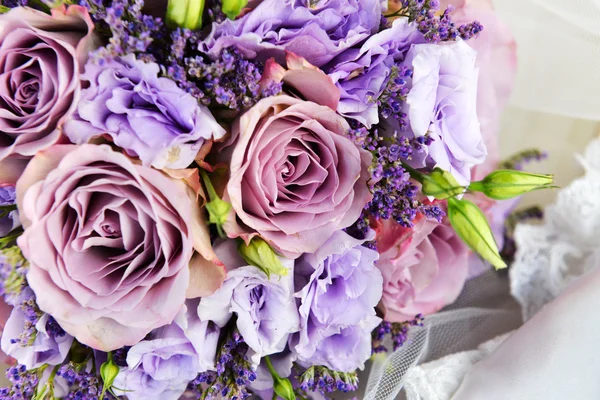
top-left (489, 0), bottom-right (600, 120)
top-left (363, 138), bottom-right (600, 400)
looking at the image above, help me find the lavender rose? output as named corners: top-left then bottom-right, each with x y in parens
top-left (403, 40), bottom-right (486, 185)
top-left (201, 0), bottom-right (384, 67)
top-left (198, 240), bottom-right (299, 365)
top-left (114, 300), bottom-right (220, 400)
top-left (0, 6), bottom-right (93, 160)
top-left (327, 18), bottom-right (424, 127)
top-left (16, 144), bottom-right (198, 351)
top-left (374, 214), bottom-right (469, 322)
top-left (63, 55), bottom-right (225, 169)
top-left (225, 94), bottom-right (372, 256)
top-left (292, 231), bottom-right (383, 372)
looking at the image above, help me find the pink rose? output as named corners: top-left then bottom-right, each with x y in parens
top-left (0, 6), bottom-right (94, 162)
top-left (374, 214), bottom-right (470, 322)
top-left (15, 144), bottom-right (221, 351)
top-left (224, 60), bottom-right (372, 256)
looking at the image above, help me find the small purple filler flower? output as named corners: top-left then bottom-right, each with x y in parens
top-left (64, 55), bottom-right (226, 169)
top-left (0, 186), bottom-right (19, 237)
top-left (1, 288), bottom-right (73, 370)
top-left (201, 0), bottom-right (384, 67)
top-left (292, 230), bottom-right (383, 372)
top-left (327, 18), bottom-right (424, 128)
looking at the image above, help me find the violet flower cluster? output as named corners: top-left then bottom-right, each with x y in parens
top-left (0, 0), bottom-right (531, 399)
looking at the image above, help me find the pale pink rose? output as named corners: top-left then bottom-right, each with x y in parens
top-left (0, 5), bottom-right (95, 161)
top-left (224, 61), bottom-right (371, 256)
top-left (15, 144), bottom-right (223, 351)
top-left (374, 214), bottom-right (470, 322)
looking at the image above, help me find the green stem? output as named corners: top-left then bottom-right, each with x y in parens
top-left (400, 162), bottom-right (426, 183)
top-left (0, 228), bottom-right (23, 248)
top-left (199, 169), bottom-right (219, 202)
top-left (264, 355), bottom-right (277, 377)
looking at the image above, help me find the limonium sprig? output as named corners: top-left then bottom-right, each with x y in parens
top-left (297, 365), bottom-right (359, 398)
top-left (346, 123), bottom-right (444, 241)
top-left (385, 0), bottom-right (484, 42)
top-left (372, 315), bottom-right (425, 353)
top-left (186, 327), bottom-right (256, 400)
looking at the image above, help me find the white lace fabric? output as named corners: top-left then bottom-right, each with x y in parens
top-left (363, 138), bottom-right (600, 400)
top-left (510, 138), bottom-right (600, 320)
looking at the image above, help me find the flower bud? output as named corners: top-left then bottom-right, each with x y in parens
top-left (205, 197), bottom-right (232, 229)
top-left (274, 377), bottom-right (295, 400)
top-left (447, 198), bottom-right (506, 270)
top-left (100, 353), bottom-right (120, 398)
top-left (469, 170), bottom-right (555, 200)
top-left (200, 170), bottom-right (232, 237)
top-left (421, 168), bottom-right (466, 199)
top-left (238, 238), bottom-right (288, 278)
top-left (265, 356), bottom-right (295, 400)
top-left (221, 0), bottom-right (248, 19)
top-left (166, 0), bottom-right (205, 30)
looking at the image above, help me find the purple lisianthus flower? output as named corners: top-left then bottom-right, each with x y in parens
top-left (63, 55), bottom-right (226, 169)
top-left (0, 185), bottom-right (19, 237)
top-left (327, 18), bottom-right (424, 128)
top-left (292, 230), bottom-right (383, 372)
top-left (113, 300), bottom-right (220, 400)
top-left (1, 288), bottom-right (73, 370)
top-left (403, 40), bottom-right (486, 185)
top-left (201, 0), bottom-right (384, 67)
top-left (197, 241), bottom-right (300, 366)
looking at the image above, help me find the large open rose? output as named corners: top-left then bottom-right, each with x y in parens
top-left (15, 144), bottom-right (214, 351)
top-left (0, 5), bottom-right (93, 161)
top-left (225, 94), bottom-right (372, 256)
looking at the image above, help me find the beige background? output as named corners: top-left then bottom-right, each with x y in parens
top-left (498, 108), bottom-right (600, 208)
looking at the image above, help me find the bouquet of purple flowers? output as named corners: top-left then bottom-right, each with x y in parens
top-left (0, 0), bottom-right (553, 399)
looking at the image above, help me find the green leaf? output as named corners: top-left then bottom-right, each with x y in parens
top-left (0, 5), bottom-right (11, 13)
top-left (447, 198), bottom-right (506, 270)
top-left (238, 238), bottom-right (288, 278)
